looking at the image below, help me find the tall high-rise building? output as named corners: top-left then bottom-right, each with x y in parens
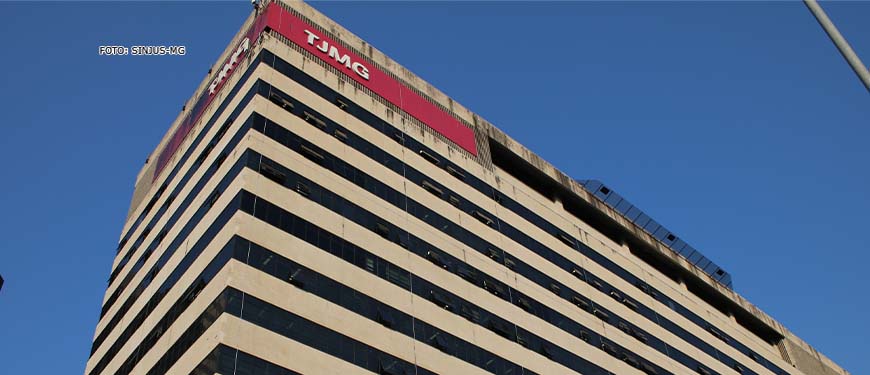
top-left (85, 2), bottom-right (848, 375)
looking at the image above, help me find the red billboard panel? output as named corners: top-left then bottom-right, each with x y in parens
top-left (264, 2), bottom-right (478, 156)
top-left (154, 3), bottom-right (478, 182)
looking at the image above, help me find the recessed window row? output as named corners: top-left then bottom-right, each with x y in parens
top-left (93, 152), bottom-right (263, 359)
top-left (96, 184), bottom-right (525, 375)
top-left (259, 82), bottom-right (750, 372)
top-left (132, 284), bottom-right (437, 375)
top-left (99, 119), bottom-right (241, 323)
top-left (107, 84), bottom-right (247, 284)
top-left (105, 72), bottom-right (260, 295)
top-left (111, 56), bottom-right (262, 265)
top-left (231, 236), bottom-right (538, 375)
top-left (225, 288), bottom-right (438, 375)
top-left (237, 191), bottom-right (658, 375)
top-left (244, 153), bottom-right (692, 375)
top-left (191, 345), bottom-right (301, 375)
top-left (247, 110), bottom-right (750, 375)
top-left (99, 85), bottom-right (260, 321)
top-left (93, 120), bottom-right (259, 361)
top-left (93, 219), bottom-right (238, 374)
top-left (138, 287), bottom-right (234, 375)
top-left (88, 181), bottom-right (251, 375)
top-left (254, 48), bottom-right (786, 375)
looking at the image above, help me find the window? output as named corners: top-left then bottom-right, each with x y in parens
top-left (600, 342), bottom-right (617, 357)
top-left (641, 362), bottom-right (659, 375)
top-left (486, 318), bottom-right (511, 339)
top-left (426, 250), bottom-right (449, 270)
top-left (335, 97), bottom-right (349, 110)
top-left (288, 269), bottom-right (305, 289)
top-left (696, 365), bottom-right (712, 375)
top-left (632, 329), bottom-right (648, 343)
top-left (214, 152), bottom-right (228, 167)
top-left (504, 258), bottom-right (516, 270)
top-left (295, 181), bottom-right (311, 197)
top-left (446, 165), bottom-right (465, 180)
top-left (299, 144), bottom-right (325, 163)
top-left (593, 308), bottom-right (610, 321)
top-left (375, 222), bottom-right (390, 238)
top-left (457, 265), bottom-right (478, 284)
top-left (578, 330), bottom-right (590, 342)
top-left (516, 333), bottom-right (529, 348)
top-left (549, 283), bottom-right (561, 295)
top-left (750, 352), bottom-right (762, 363)
top-left (571, 268), bottom-right (585, 280)
top-left (609, 290), bottom-right (623, 301)
top-left (637, 281), bottom-right (650, 292)
top-left (419, 150), bottom-right (440, 165)
top-left (618, 321), bottom-right (631, 334)
top-left (269, 92), bottom-right (294, 110)
top-left (486, 247), bottom-right (501, 261)
top-left (622, 298), bottom-right (639, 311)
top-left (216, 119), bottom-right (233, 139)
top-left (207, 191), bottom-right (220, 208)
top-left (558, 232), bottom-right (575, 247)
top-left (379, 359), bottom-right (407, 375)
top-left (707, 325), bottom-right (728, 343)
top-left (421, 181), bottom-right (443, 197)
top-left (491, 190), bottom-right (503, 204)
top-left (429, 290), bottom-right (452, 310)
top-left (539, 343), bottom-right (553, 359)
top-left (471, 210), bottom-right (494, 226)
top-left (392, 131), bottom-right (404, 143)
top-left (429, 332), bottom-right (449, 352)
top-left (623, 354), bottom-right (640, 368)
top-left (154, 230), bottom-right (167, 245)
top-left (572, 295), bottom-right (590, 311)
top-left (448, 195), bottom-right (461, 207)
top-left (260, 163), bottom-right (285, 185)
top-left (459, 304), bottom-right (479, 322)
top-left (483, 279), bottom-right (505, 297)
top-left (333, 129), bottom-right (348, 142)
top-left (514, 297), bottom-right (532, 312)
top-left (376, 309), bottom-right (394, 328)
top-left (635, 281), bottom-right (659, 298)
top-left (303, 111), bottom-right (326, 129)
top-left (195, 143), bottom-right (214, 166)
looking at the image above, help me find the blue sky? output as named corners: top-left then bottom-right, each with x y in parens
top-left (0, 1), bottom-right (866, 374)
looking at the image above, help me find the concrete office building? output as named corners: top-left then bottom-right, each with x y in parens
top-left (85, 1), bottom-right (849, 374)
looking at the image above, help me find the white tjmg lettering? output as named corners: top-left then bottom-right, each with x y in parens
top-left (208, 37), bottom-right (250, 95)
top-left (304, 29), bottom-right (319, 45)
top-left (352, 62), bottom-right (370, 81)
top-left (304, 29), bottom-right (370, 81)
top-left (328, 46), bottom-right (352, 69)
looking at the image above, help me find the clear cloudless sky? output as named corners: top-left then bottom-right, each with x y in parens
top-left (0, 1), bottom-right (866, 374)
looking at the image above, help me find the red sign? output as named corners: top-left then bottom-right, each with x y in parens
top-left (264, 2), bottom-right (478, 156)
top-left (155, 3), bottom-right (478, 182)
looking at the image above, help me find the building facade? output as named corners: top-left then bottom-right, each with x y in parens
top-left (85, 2), bottom-right (848, 375)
